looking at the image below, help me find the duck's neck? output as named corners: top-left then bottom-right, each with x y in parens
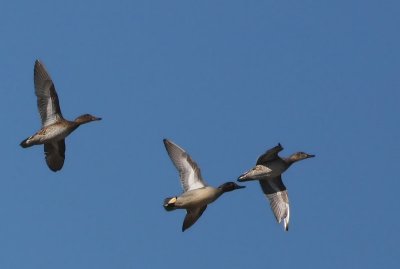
top-left (66, 120), bottom-right (81, 130)
top-left (283, 157), bottom-right (296, 166)
top-left (216, 187), bottom-right (228, 197)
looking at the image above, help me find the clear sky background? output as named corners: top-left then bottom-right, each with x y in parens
top-left (1, 1), bottom-right (399, 268)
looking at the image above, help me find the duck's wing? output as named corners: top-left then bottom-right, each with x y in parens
top-left (34, 60), bottom-right (63, 127)
top-left (163, 139), bottom-right (207, 192)
top-left (44, 140), bottom-right (65, 172)
top-left (182, 205), bottom-right (207, 232)
top-left (259, 176), bottom-right (290, 231)
top-left (256, 143), bottom-right (283, 165)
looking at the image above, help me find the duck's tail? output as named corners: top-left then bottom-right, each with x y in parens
top-left (163, 197), bottom-right (177, 211)
top-left (20, 137), bottom-right (34, 148)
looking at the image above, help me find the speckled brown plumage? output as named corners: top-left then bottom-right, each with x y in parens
top-left (20, 60), bottom-right (101, 172)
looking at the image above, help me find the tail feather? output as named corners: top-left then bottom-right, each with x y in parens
top-left (163, 197), bottom-right (177, 211)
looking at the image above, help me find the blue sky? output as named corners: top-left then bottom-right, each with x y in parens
top-left (1, 0), bottom-right (399, 268)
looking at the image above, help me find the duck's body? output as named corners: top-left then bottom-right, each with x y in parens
top-left (163, 139), bottom-right (245, 231)
top-left (20, 60), bottom-right (101, 171)
top-left (20, 114), bottom-right (100, 148)
top-left (238, 143), bottom-right (314, 231)
top-left (20, 120), bottom-right (78, 147)
top-left (165, 186), bottom-right (225, 210)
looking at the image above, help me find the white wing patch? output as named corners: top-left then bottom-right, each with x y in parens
top-left (185, 166), bottom-right (205, 191)
top-left (44, 89), bottom-right (58, 126)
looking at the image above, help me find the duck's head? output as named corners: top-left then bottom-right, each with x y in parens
top-left (74, 114), bottom-right (102, 125)
top-left (287, 152), bottom-right (315, 163)
top-left (218, 182), bottom-right (246, 192)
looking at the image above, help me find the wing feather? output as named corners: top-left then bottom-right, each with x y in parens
top-left (256, 143), bottom-right (283, 165)
top-left (182, 206), bottom-right (207, 232)
top-left (163, 139), bottom-right (207, 192)
top-left (44, 140), bottom-right (65, 172)
top-left (259, 176), bottom-right (290, 231)
top-left (34, 60), bottom-right (63, 127)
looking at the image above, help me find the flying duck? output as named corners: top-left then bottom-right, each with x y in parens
top-left (238, 143), bottom-right (314, 231)
top-left (163, 139), bottom-right (245, 231)
top-left (20, 60), bottom-right (101, 171)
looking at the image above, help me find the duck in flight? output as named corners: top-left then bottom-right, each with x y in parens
top-left (20, 60), bottom-right (101, 172)
top-left (163, 139), bottom-right (245, 232)
top-left (238, 143), bottom-right (314, 231)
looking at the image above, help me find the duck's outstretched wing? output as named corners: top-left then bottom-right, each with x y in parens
top-left (163, 139), bottom-right (207, 192)
top-left (256, 143), bottom-right (283, 165)
top-left (182, 206), bottom-right (207, 232)
top-left (44, 140), bottom-right (65, 172)
top-left (259, 176), bottom-right (290, 231)
top-left (34, 60), bottom-right (63, 127)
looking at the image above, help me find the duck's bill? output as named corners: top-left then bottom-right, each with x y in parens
top-left (235, 185), bottom-right (246, 189)
top-left (93, 117), bottom-right (102, 121)
top-left (307, 154), bottom-right (315, 158)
